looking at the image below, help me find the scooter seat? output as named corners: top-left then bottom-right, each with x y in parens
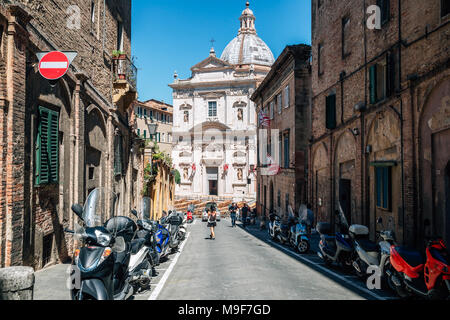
top-left (357, 239), bottom-right (378, 252)
top-left (395, 246), bottom-right (425, 267)
top-left (130, 238), bottom-right (146, 255)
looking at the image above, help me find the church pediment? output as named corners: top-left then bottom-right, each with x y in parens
top-left (191, 55), bottom-right (233, 72)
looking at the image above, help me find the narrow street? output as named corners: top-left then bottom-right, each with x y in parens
top-left (34, 218), bottom-right (397, 300)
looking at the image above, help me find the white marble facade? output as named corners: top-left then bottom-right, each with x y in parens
top-left (169, 2), bottom-right (274, 201)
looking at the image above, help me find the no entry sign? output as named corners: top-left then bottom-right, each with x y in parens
top-left (37, 51), bottom-right (77, 80)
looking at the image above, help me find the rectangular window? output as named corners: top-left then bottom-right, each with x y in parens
top-left (208, 101), bottom-right (217, 117)
top-left (375, 166), bottom-right (392, 210)
top-left (342, 17), bottom-right (350, 59)
top-left (279, 133), bottom-right (282, 167)
top-left (137, 129), bottom-right (140, 137)
top-left (325, 93), bottom-right (336, 129)
top-left (442, 0), bottom-right (450, 17)
top-left (284, 131), bottom-right (290, 168)
top-left (270, 101), bottom-right (274, 119)
top-left (277, 94), bottom-right (282, 114)
top-left (35, 106), bottom-right (59, 185)
top-left (114, 134), bottom-right (123, 176)
top-left (377, 0), bottom-right (390, 25)
top-left (370, 61), bottom-right (388, 104)
top-left (117, 20), bottom-right (124, 51)
top-left (144, 109), bottom-right (147, 118)
top-left (143, 130), bottom-right (147, 139)
top-left (90, 1), bottom-right (96, 29)
top-left (318, 43), bottom-right (324, 76)
top-left (285, 193), bottom-right (290, 213)
top-left (284, 86), bottom-right (290, 108)
top-left (150, 110), bottom-right (153, 120)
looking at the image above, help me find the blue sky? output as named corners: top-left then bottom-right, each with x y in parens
top-left (131, 0), bottom-right (311, 104)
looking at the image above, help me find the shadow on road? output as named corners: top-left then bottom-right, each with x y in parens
top-left (232, 219), bottom-right (397, 301)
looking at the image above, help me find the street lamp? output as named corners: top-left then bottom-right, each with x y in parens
top-left (147, 122), bottom-right (158, 174)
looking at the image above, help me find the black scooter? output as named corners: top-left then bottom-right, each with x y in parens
top-left (66, 188), bottom-right (133, 300)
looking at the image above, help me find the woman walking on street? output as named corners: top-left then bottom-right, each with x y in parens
top-left (208, 206), bottom-right (217, 240)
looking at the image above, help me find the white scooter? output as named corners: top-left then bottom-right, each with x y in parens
top-left (128, 208), bottom-right (153, 293)
top-left (349, 217), bottom-right (396, 285)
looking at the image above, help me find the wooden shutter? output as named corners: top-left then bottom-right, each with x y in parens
top-left (36, 106), bottom-right (59, 185)
top-left (114, 134), bottom-right (123, 176)
top-left (325, 94), bottom-right (336, 129)
top-left (386, 53), bottom-right (395, 97)
top-left (369, 64), bottom-right (377, 104)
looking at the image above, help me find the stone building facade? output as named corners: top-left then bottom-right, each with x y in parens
top-left (309, 0), bottom-right (449, 247)
top-left (251, 45), bottom-right (312, 217)
top-left (169, 3), bottom-right (274, 202)
top-left (0, 0), bottom-right (142, 269)
top-left (133, 99), bottom-right (173, 154)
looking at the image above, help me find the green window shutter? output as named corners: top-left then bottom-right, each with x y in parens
top-left (35, 106), bottom-right (59, 185)
top-left (325, 94), bottom-right (336, 129)
top-left (369, 64), bottom-right (377, 104)
top-left (114, 134), bottom-right (123, 176)
top-left (137, 129), bottom-right (140, 137)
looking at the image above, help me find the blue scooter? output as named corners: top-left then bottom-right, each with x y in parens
top-left (317, 204), bottom-right (354, 270)
top-left (289, 205), bottom-right (313, 254)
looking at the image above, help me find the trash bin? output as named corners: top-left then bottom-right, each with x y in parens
top-left (0, 266), bottom-right (35, 300)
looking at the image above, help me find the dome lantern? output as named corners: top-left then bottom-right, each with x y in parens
top-left (220, 2), bottom-right (275, 67)
top-left (239, 1), bottom-right (256, 35)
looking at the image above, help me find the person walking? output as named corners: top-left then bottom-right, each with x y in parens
top-left (229, 202), bottom-right (237, 227)
top-left (207, 206), bottom-right (217, 240)
top-left (241, 203), bottom-right (249, 228)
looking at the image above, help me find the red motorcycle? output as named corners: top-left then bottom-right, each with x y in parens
top-left (387, 238), bottom-right (450, 299)
top-left (186, 205), bottom-right (194, 224)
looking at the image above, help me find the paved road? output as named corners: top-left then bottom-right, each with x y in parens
top-left (153, 218), bottom-right (388, 300)
top-left (34, 217), bottom-right (396, 300)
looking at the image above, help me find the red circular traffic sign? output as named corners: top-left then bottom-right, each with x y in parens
top-left (38, 51), bottom-right (69, 80)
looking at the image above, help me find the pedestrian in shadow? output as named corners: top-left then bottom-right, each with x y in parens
top-left (207, 206), bottom-right (217, 240)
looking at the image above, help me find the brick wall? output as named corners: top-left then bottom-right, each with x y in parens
top-left (309, 0), bottom-right (449, 246)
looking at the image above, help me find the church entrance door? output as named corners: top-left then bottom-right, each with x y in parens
top-left (207, 167), bottom-right (219, 196)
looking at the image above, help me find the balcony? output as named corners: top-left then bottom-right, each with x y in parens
top-left (112, 54), bottom-right (138, 107)
top-left (113, 54), bottom-right (137, 89)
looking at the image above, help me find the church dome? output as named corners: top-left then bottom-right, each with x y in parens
top-left (220, 2), bottom-right (275, 67)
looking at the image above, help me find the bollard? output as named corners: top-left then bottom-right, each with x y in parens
top-left (0, 267), bottom-right (35, 300)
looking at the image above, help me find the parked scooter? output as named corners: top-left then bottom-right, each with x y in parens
top-left (134, 197), bottom-right (160, 276)
top-left (275, 207), bottom-right (296, 244)
top-left (154, 213), bottom-right (171, 259)
top-left (186, 204), bottom-right (195, 224)
top-left (317, 204), bottom-right (354, 270)
top-left (65, 188), bottom-right (133, 300)
top-left (387, 235), bottom-right (450, 299)
top-left (349, 217), bottom-right (397, 282)
top-left (268, 208), bottom-right (281, 241)
top-left (289, 205), bottom-right (313, 254)
top-left (164, 209), bottom-right (184, 251)
top-left (178, 211), bottom-right (187, 241)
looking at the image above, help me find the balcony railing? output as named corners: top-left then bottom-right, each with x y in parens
top-left (112, 55), bottom-right (137, 89)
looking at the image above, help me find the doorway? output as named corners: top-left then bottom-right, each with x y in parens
top-left (339, 179), bottom-right (352, 225)
top-left (207, 167), bottom-right (218, 196)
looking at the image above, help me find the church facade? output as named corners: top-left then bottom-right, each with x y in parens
top-left (169, 2), bottom-right (274, 201)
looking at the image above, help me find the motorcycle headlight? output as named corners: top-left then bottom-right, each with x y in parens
top-left (96, 233), bottom-right (112, 247)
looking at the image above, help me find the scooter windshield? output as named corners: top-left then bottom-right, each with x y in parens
top-left (83, 188), bottom-right (118, 228)
top-left (140, 197), bottom-right (151, 220)
top-left (337, 203), bottom-right (349, 229)
top-left (298, 204), bottom-right (314, 226)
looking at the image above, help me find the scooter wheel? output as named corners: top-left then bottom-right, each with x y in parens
top-left (297, 241), bottom-right (310, 254)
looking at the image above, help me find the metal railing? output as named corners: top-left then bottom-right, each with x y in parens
top-left (112, 55), bottom-right (137, 89)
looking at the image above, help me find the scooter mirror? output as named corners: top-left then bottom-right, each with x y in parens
top-left (377, 217), bottom-right (383, 225)
top-left (71, 204), bottom-right (84, 221)
top-left (112, 236), bottom-right (126, 253)
top-left (131, 209), bottom-right (138, 217)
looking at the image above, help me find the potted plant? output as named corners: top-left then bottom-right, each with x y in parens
top-left (112, 50), bottom-right (126, 60)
